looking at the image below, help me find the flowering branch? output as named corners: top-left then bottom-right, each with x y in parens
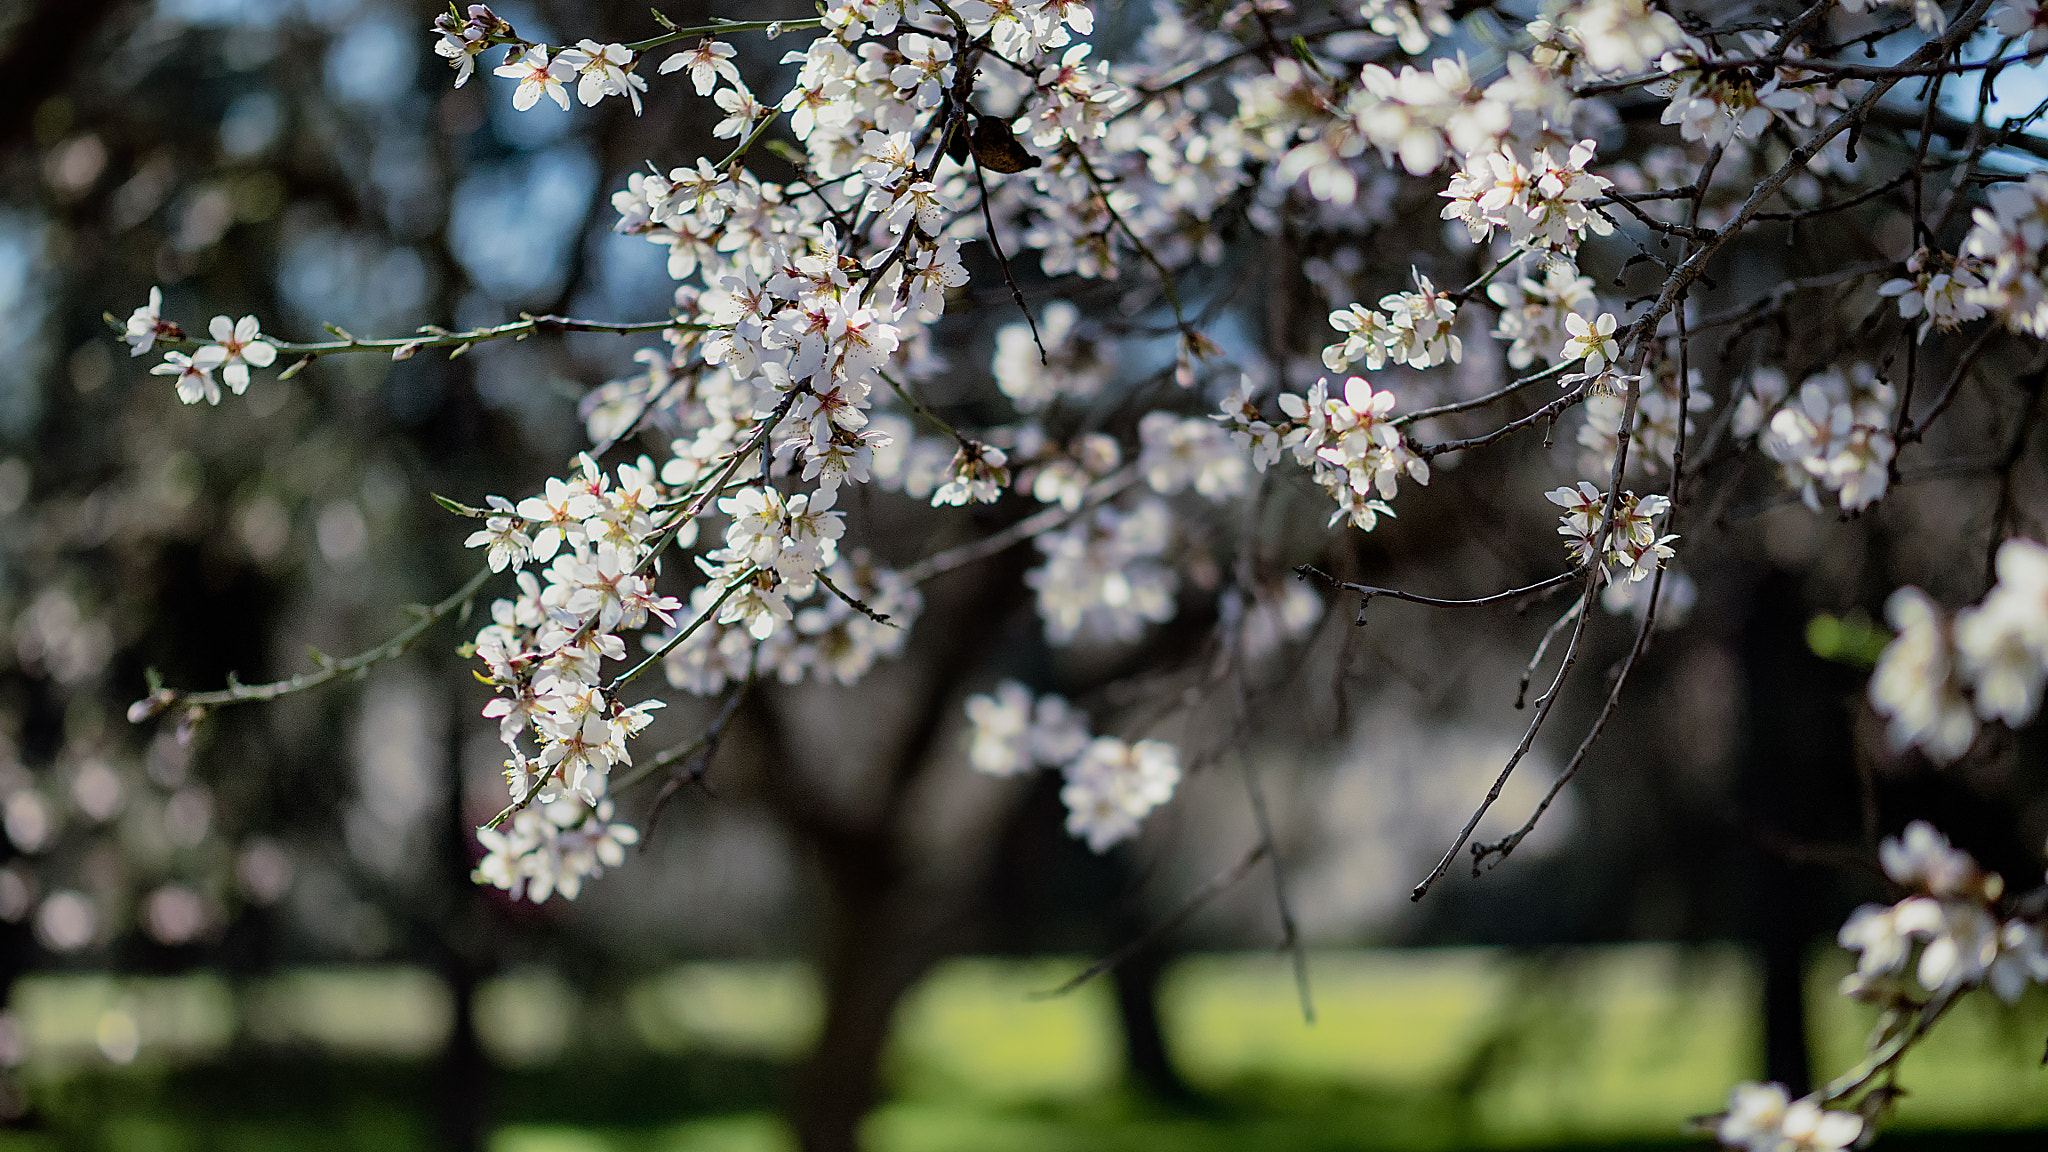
top-left (112, 309), bottom-right (698, 369)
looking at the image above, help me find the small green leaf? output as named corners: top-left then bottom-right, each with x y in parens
top-left (433, 493), bottom-right (488, 518)
top-left (1807, 613), bottom-right (1890, 669)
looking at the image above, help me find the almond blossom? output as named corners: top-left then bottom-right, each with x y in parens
top-left (192, 315), bottom-right (276, 394)
top-left (496, 46), bottom-right (573, 112)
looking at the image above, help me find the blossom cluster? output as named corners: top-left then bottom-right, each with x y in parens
top-left (1026, 499), bottom-right (1179, 646)
top-left (1837, 821), bottom-right (2047, 1004)
top-left (1714, 822), bottom-right (2048, 1151)
top-left (1959, 172), bottom-right (2048, 337)
top-left (1213, 375), bottom-right (1431, 534)
top-left (474, 797), bottom-right (638, 904)
top-left (1488, 264), bottom-right (1598, 370)
top-left (124, 292), bottom-right (279, 406)
top-left (1322, 272), bottom-right (1465, 373)
top-left (1738, 364), bottom-right (1897, 513)
top-left (1656, 33), bottom-right (1851, 150)
top-left (1870, 537), bottom-right (2048, 765)
top-left (964, 680), bottom-right (1181, 852)
top-left (1575, 352), bottom-right (1709, 479)
top-left (1714, 1082), bottom-right (1862, 1152)
top-left (1546, 482), bottom-right (1678, 585)
top-left (1439, 140), bottom-right (1615, 256)
top-left (1879, 247), bottom-right (1988, 340)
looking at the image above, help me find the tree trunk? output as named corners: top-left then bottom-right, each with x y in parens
top-left (432, 702), bottom-right (489, 1152)
top-left (790, 836), bottom-right (941, 1152)
top-left (1760, 920), bottom-right (1811, 1095)
top-left (1112, 943), bottom-right (1195, 1105)
top-left (435, 954), bottom-right (489, 1152)
top-left (1739, 570), bottom-right (1859, 1096)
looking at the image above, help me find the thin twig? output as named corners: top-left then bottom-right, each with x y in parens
top-left (641, 668), bottom-right (754, 839)
top-left (1296, 566), bottom-right (1580, 619)
top-left (971, 158), bottom-right (1047, 363)
top-left (1031, 841), bottom-right (1270, 999)
top-left (902, 468), bottom-right (1140, 585)
top-left (131, 564), bottom-right (492, 719)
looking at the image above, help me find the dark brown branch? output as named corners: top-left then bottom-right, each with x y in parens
top-left (1295, 565), bottom-right (1579, 620)
top-left (1904, 322), bottom-right (2001, 444)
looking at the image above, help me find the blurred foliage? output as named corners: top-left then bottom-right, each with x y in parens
top-left (0, 948), bottom-right (2044, 1149)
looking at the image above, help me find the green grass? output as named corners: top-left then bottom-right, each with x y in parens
top-left (4, 945), bottom-right (2044, 1151)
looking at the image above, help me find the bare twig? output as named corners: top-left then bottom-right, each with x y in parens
top-left (1031, 840), bottom-right (1270, 999)
top-left (130, 564), bottom-right (492, 720)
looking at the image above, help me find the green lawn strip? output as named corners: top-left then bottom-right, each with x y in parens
top-left (10, 947), bottom-right (2048, 1148)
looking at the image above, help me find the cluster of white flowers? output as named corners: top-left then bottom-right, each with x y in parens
top-left (437, 6), bottom-right (695, 116)
top-left (1440, 140), bottom-right (1615, 255)
top-left (426, 0), bottom-right (1138, 897)
top-left (1870, 538), bottom-right (2048, 765)
top-left (464, 458), bottom-right (678, 793)
top-left (1837, 821), bottom-right (2048, 1004)
top-left (1654, 34), bottom-right (1847, 150)
top-left (1489, 264), bottom-right (1597, 369)
top-left (1323, 271), bottom-right (1464, 373)
top-left (1740, 363), bottom-right (1897, 513)
top-left (124, 292), bottom-right (279, 406)
top-left (1358, 0), bottom-right (1455, 54)
top-left (431, 4), bottom-right (510, 89)
top-left (1136, 411), bottom-right (1248, 501)
top-left (1879, 247), bottom-right (1988, 340)
top-left (1714, 1082), bottom-right (1862, 1152)
top-left (1260, 44), bottom-right (1585, 204)
top-left (1546, 482), bottom-right (1678, 584)
top-left (964, 680), bottom-right (1180, 852)
top-left (1576, 353), bottom-right (1709, 478)
top-left (499, 41), bottom-right (647, 114)
top-left (1026, 499), bottom-right (1178, 645)
top-left (1959, 171), bottom-right (2048, 336)
top-left (1561, 0), bottom-right (1686, 76)
top-left (473, 797), bottom-right (638, 904)
top-left (1217, 375), bottom-right (1432, 534)
top-left (658, 552), bottom-right (920, 695)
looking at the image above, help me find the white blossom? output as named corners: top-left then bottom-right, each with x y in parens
top-left (192, 315), bottom-right (276, 394)
top-left (1871, 588), bottom-right (1978, 764)
top-left (558, 40), bottom-right (645, 114)
top-left (496, 46), bottom-right (574, 112)
top-left (125, 287), bottom-right (170, 356)
top-left (1060, 737), bottom-right (1180, 852)
top-left (152, 351), bottom-right (219, 406)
